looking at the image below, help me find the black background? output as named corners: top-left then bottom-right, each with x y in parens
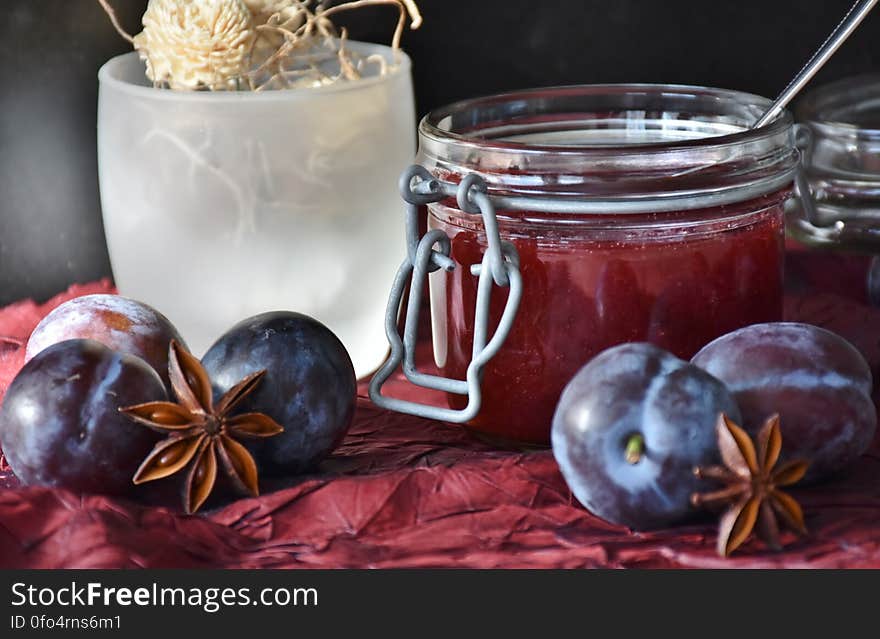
top-left (1, 0), bottom-right (878, 305)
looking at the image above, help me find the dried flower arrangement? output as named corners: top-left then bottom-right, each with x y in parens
top-left (98, 0), bottom-right (422, 91)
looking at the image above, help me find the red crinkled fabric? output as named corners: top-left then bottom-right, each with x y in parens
top-left (1, 251), bottom-right (879, 569)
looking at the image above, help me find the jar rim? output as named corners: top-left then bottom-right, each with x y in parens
top-left (417, 84), bottom-right (797, 212)
top-left (420, 83), bottom-right (793, 156)
top-left (796, 74), bottom-right (880, 139)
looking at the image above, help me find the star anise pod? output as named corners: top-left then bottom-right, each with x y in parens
top-left (691, 413), bottom-right (809, 557)
top-left (120, 340), bottom-right (283, 514)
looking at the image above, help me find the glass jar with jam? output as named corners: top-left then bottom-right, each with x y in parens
top-left (374, 84), bottom-right (799, 445)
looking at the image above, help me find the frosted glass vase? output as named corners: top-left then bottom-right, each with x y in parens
top-left (98, 44), bottom-right (415, 377)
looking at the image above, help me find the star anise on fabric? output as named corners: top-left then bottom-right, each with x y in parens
top-left (119, 340), bottom-right (283, 514)
top-left (691, 413), bottom-right (809, 557)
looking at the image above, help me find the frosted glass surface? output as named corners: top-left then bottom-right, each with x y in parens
top-left (98, 48), bottom-right (415, 377)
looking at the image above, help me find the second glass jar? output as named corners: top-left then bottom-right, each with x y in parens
top-left (420, 85), bottom-right (798, 444)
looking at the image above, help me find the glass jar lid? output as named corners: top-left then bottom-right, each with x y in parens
top-left (418, 84), bottom-right (798, 214)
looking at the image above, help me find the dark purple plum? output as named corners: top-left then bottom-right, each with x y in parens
top-left (26, 294), bottom-right (185, 391)
top-left (0, 339), bottom-right (166, 495)
top-left (551, 342), bottom-right (740, 530)
top-left (692, 322), bottom-right (876, 481)
top-left (201, 312), bottom-right (356, 475)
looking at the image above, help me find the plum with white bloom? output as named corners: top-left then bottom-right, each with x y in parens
top-left (552, 343), bottom-right (740, 530)
top-left (26, 294), bottom-right (185, 392)
top-left (692, 322), bottom-right (876, 481)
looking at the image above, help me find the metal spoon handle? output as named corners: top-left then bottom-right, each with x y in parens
top-left (753, 0), bottom-right (879, 129)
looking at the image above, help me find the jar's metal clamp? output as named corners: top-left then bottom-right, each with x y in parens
top-left (370, 156), bottom-right (810, 422)
top-left (368, 166), bottom-right (522, 423)
top-left (792, 125), bottom-right (821, 226)
top-left (786, 123), bottom-right (880, 247)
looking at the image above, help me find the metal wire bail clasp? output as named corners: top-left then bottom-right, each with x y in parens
top-left (786, 123), bottom-right (847, 245)
top-left (368, 165), bottom-right (522, 422)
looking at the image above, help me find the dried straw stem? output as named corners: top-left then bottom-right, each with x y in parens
top-left (97, 0), bottom-right (134, 43)
top-left (321, 0), bottom-right (422, 50)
